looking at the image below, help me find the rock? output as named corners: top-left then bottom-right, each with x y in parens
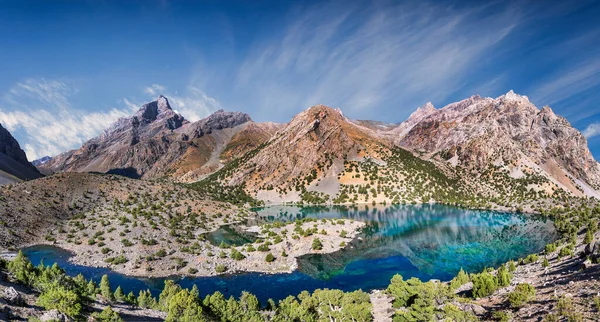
top-left (582, 259), bottom-right (593, 270)
top-left (449, 301), bottom-right (486, 315)
top-left (2, 287), bottom-right (24, 306)
top-left (40, 309), bottom-right (71, 322)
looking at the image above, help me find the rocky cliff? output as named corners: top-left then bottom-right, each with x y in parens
top-left (399, 91), bottom-right (600, 195)
top-left (0, 124), bottom-right (41, 183)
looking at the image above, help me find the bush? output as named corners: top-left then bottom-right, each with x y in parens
top-left (558, 246), bottom-right (573, 258)
top-left (522, 254), bottom-right (539, 264)
top-left (265, 253), bottom-right (275, 262)
top-left (230, 248), bottom-right (246, 261)
top-left (449, 268), bottom-right (469, 290)
top-left (312, 238), bottom-right (323, 250)
top-left (90, 306), bottom-right (123, 322)
top-left (105, 255), bottom-right (128, 265)
top-left (37, 283), bottom-right (82, 318)
top-left (471, 270), bottom-right (497, 298)
top-left (215, 264), bottom-right (226, 273)
top-left (492, 310), bottom-right (512, 322)
top-left (497, 265), bottom-right (511, 287)
top-left (545, 243), bottom-right (557, 254)
top-left (257, 243), bottom-right (270, 252)
top-left (507, 283), bottom-right (535, 308)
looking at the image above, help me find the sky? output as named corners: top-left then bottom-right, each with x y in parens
top-left (1, 0), bottom-right (600, 160)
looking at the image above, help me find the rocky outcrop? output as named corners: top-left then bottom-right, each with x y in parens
top-left (399, 90), bottom-right (600, 192)
top-left (40, 309), bottom-right (71, 322)
top-left (0, 124), bottom-right (41, 182)
top-left (38, 96), bottom-right (254, 180)
top-left (2, 287), bottom-right (24, 306)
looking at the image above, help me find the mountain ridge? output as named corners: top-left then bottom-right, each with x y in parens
top-left (0, 123), bottom-right (41, 184)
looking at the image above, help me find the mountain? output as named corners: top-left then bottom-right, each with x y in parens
top-left (31, 156), bottom-right (52, 166)
top-left (0, 124), bottom-right (41, 184)
top-left (196, 92), bottom-right (599, 210)
top-left (399, 91), bottom-right (600, 197)
top-left (38, 96), bottom-right (277, 181)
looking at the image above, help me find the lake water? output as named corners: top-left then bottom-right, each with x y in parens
top-left (22, 204), bottom-right (556, 304)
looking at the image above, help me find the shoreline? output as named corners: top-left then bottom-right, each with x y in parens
top-left (14, 218), bottom-right (366, 279)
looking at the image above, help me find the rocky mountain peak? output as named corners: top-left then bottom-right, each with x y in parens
top-left (184, 109), bottom-right (252, 139)
top-left (136, 95), bottom-right (175, 122)
top-left (0, 124), bottom-right (41, 181)
top-left (408, 102), bottom-right (436, 122)
top-left (497, 90), bottom-right (531, 105)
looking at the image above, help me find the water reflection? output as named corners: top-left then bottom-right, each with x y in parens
top-left (254, 204), bottom-right (556, 279)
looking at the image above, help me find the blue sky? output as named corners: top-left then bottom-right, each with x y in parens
top-left (1, 0), bottom-right (600, 160)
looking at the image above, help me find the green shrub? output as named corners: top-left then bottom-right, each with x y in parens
top-left (90, 306), bottom-right (123, 322)
top-left (215, 264), bottom-right (226, 273)
top-left (230, 248), bottom-right (246, 261)
top-left (558, 246), bottom-right (573, 258)
top-left (449, 268), bottom-right (470, 290)
top-left (545, 243), bottom-right (557, 254)
top-left (471, 270), bottom-right (497, 298)
top-left (522, 254), bottom-right (539, 264)
top-left (312, 238), bottom-right (323, 250)
top-left (265, 253), bottom-right (275, 262)
top-left (37, 284), bottom-right (82, 318)
top-left (492, 310), bottom-right (512, 322)
top-left (507, 283), bottom-right (535, 308)
top-left (497, 265), bottom-right (511, 287)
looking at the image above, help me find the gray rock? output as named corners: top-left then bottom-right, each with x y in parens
top-left (2, 287), bottom-right (24, 306)
top-left (449, 301), bottom-right (486, 315)
top-left (40, 309), bottom-right (71, 322)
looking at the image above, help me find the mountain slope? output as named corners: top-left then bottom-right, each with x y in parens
top-left (194, 93), bottom-right (598, 210)
top-left (399, 91), bottom-right (600, 197)
top-left (38, 96), bottom-right (257, 180)
top-left (0, 124), bottom-right (41, 183)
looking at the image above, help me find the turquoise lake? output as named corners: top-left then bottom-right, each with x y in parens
top-left (23, 204), bottom-right (556, 304)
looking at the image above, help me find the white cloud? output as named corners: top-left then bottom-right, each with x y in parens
top-left (0, 78), bottom-right (133, 160)
top-left (233, 1), bottom-right (521, 120)
top-left (144, 84), bottom-right (167, 96)
top-left (583, 123), bottom-right (600, 139)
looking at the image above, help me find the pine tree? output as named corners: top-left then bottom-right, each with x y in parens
top-left (100, 274), bottom-right (114, 301)
top-left (114, 286), bottom-right (126, 302)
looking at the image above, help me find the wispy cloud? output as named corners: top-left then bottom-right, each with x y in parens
top-left (0, 78), bottom-right (221, 160)
top-left (232, 1), bottom-right (522, 120)
top-left (584, 123), bottom-right (600, 139)
top-left (0, 78), bottom-right (134, 160)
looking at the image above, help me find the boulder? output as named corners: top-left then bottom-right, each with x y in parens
top-left (450, 301), bottom-right (486, 315)
top-left (2, 287), bottom-right (24, 306)
top-left (40, 309), bottom-right (71, 322)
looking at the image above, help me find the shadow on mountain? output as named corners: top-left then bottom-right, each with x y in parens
top-left (105, 167), bottom-right (142, 179)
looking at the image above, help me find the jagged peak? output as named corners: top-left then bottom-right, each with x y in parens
top-left (204, 109), bottom-right (252, 122)
top-left (135, 95), bottom-right (176, 122)
top-left (497, 90), bottom-right (530, 103)
top-left (540, 105), bottom-right (555, 115)
top-left (406, 102), bottom-right (436, 124)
